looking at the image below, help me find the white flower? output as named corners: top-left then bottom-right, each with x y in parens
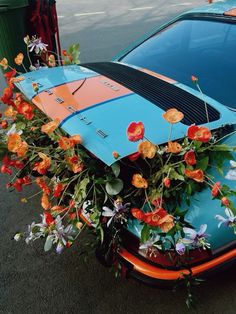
top-left (6, 124), bottom-right (23, 136)
top-left (225, 160), bottom-right (236, 180)
top-left (215, 208), bottom-right (236, 228)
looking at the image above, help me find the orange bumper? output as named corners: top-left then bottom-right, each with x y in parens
top-left (119, 247), bottom-right (236, 281)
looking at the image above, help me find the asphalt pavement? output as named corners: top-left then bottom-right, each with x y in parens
top-left (1, 1), bottom-right (236, 313)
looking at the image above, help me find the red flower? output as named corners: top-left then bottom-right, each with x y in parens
top-left (17, 102), bottom-right (34, 120)
top-left (12, 178), bottom-right (24, 192)
top-left (112, 151), bottom-right (120, 159)
top-left (53, 183), bottom-right (65, 198)
top-left (44, 212), bottom-right (55, 225)
top-left (35, 177), bottom-right (51, 195)
top-left (184, 150), bottom-right (196, 166)
top-left (185, 169), bottom-right (204, 182)
top-left (4, 69), bottom-right (17, 83)
top-left (131, 208), bottom-right (144, 220)
top-left (191, 75), bottom-right (198, 84)
top-left (127, 122), bottom-right (145, 142)
top-left (221, 197), bottom-right (230, 207)
top-left (163, 177), bottom-right (171, 188)
top-left (211, 182), bottom-right (221, 198)
top-left (1, 164), bottom-right (12, 175)
top-left (128, 152), bottom-right (141, 162)
top-left (1, 120), bottom-right (8, 129)
top-left (1, 87), bottom-right (13, 106)
top-left (187, 125), bottom-right (212, 143)
top-left (143, 208), bottom-right (174, 232)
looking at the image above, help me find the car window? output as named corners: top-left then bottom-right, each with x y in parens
top-left (120, 19), bottom-right (236, 109)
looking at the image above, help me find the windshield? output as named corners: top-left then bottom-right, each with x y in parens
top-left (120, 18), bottom-right (236, 109)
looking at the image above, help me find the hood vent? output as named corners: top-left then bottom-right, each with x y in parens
top-left (81, 62), bottom-right (220, 125)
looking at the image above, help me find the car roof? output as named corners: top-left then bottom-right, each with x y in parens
top-left (185, 0), bottom-right (236, 16)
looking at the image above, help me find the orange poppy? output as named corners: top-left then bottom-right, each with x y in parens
top-left (132, 174), bottom-right (148, 188)
top-left (48, 54), bottom-right (56, 67)
top-left (187, 125), bottom-right (212, 143)
top-left (131, 208), bottom-right (144, 220)
top-left (0, 58), bottom-right (8, 70)
top-left (167, 141), bottom-right (182, 154)
top-left (142, 207), bottom-right (174, 232)
top-left (4, 106), bottom-right (17, 118)
top-left (65, 155), bottom-right (84, 173)
top-left (185, 169), bottom-right (204, 182)
top-left (58, 136), bottom-right (74, 150)
top-left (33, 153), bottom-right (51, 175)
top-left (17, 101), bottom-right (34, 120)
top-left (1, 87), bottom-right (13, 106)
top-left (7, 133), bottom-right (28, 157)
top-left (127, 122), bottom-right (145, 142)
top-left (70, 134), bottom-right (82, 145)
top-left (184, 150), bottom-right (196, 166)
top-left (10, 76), bottom-right (25, 84)
top-left (163, 108), bottom-right (184, 124)
top-left (41, 193), bottom-right (51, 210)
top-left (41, 118), bottom-right (60, 135)
top-left (211, 182), bottom-right (221, 198)
top-left (14, 53), bottom-right (24, 66)
top-left (35, 177), bottom-right (51, 195)
top-left (138, 141), bottom-right (156, 159)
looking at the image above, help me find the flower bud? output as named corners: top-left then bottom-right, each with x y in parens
top-left (163, 177), bottom-right (171, 188)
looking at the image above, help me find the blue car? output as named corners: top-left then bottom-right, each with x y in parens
top-left (16, 0), bottom-right (236, 284)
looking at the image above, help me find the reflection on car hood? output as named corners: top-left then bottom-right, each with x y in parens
top-left (15, 64), bottom-right (236, 165)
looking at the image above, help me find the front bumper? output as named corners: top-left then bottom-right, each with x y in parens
top-left (118, 247), bottom-right (236, 285)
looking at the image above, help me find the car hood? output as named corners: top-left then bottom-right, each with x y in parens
top-left (15, 62), bottom-right (236, 166)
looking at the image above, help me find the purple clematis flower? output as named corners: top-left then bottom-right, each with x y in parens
top-left (182, 224), bottom-right (210, 250)
top-left (102, 200), bottom-right (130, 227)
top-left (175, 241), bottom-right (186, 255)
top-left (27, 36), bottom-right (48, 54)
top-left (215, 208), bottom-right (236, 233)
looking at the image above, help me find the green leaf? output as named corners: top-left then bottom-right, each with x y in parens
top-left (105, 178), bottom-right (124, 195)
top-left (211, 144), bottom-right (233, 151)
top-left (44, 235), bottom-right (54, 252)
top-left (141, 224), bottom-right (150, 243)
top-left (74, 177), bottom-right (90, 203)
top-left (196, 156), bottom-right (209, 171)
top-left (170, 169), bottom-right (185, 181)
top-left (111, 162), bottom-right (120, 177)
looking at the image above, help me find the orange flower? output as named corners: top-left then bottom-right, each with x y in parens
top-left (1, 87), bottom-right (13, 106)
top-left (187, 125), bottom-right (212, 143)
top-left (131, 208), bottom-right (144, 220)
top-left (1, 120), bottom-right (8, 129)
top-left (0, 58), bottom-right (8, 70)
top-left (143, 207), bottom-right (174, 232)
top-left (58, 136), bottom-right (74, 150)
top-left (191, 75), bottom-right (198, 84)
top-left (112, 151), bottom-right (120, 159)
top-left (7, 133), bottom-right (28, 157)
top-left (4, 106), bottom-right (17, 118)
top-left (53, 182), bottom-right (65, 198)
top-left (163, 108), bottom-right (184, 124)
top-left (48, 54), bottom-right (56, 67)
top-left (184, 150), bottom-right (196, 166)
top-left (132, 174), bottom-right (148, 188)
top-left (127, 122), bottom-right (145, 142)
top-left (35, 177), bottom-right (51, 195)
top-left (221, 197), bottom-right (230, 207)
top-left (14, 53), bottom-right (24, 66)
top-left (41, 193), bottom-right (51, 210)
top-left (17, 101), bottom-right (34, 120)
top-left (41, 118), bottom-right (60, 135)
top-left (10, 76), bottom-right (25, 83)
top-left (70, 134), bottom-right (82, 145)
top-left (138, 141), bottom-right (156, 159)
top-left (33, 153), bottom-right (51, 175)
top-left (167, 141), bottom-right (182, 154)
top-left (211, 182), bottom-right (221, 198)
top-left (66, 155), bottom-right (84, 173)
top-left (185, 169), bottom-right (204, 182)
